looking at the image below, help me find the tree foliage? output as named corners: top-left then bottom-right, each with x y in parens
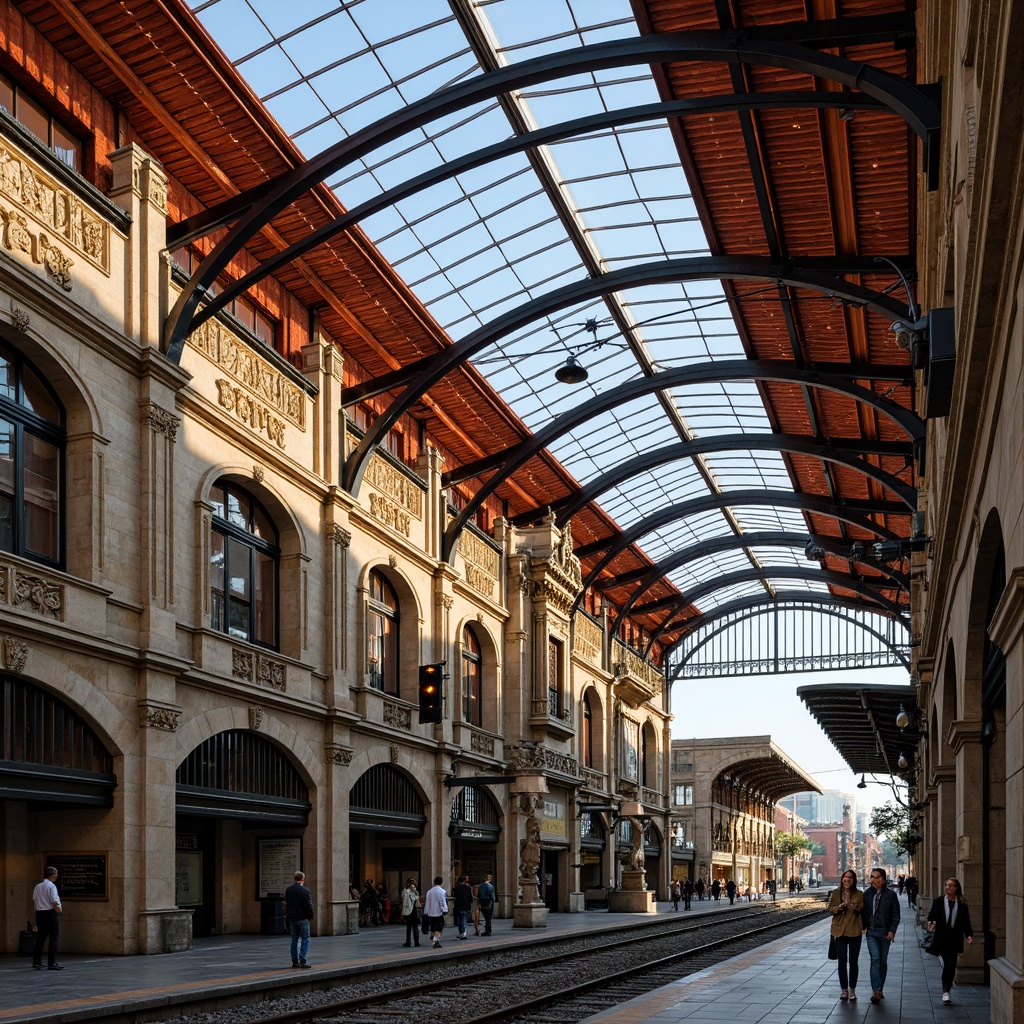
top-left (775, 830), bottom-right (814, 859)
top-left (869, 801), bottom-right (914, 854)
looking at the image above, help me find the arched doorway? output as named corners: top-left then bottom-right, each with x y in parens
top-left (350, 764), bottom-right (426, 921)
top-left (448, 785), bottom-right (501, 897)
top-left (175, 730), bottom-right (311, 937)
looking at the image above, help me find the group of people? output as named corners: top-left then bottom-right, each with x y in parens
top-left (670, 875), bottom-right (767, 910)
top-left (354, 879), bottom-right (391, 927)
top-left (400, 874), bottom-right (497, 949)
top-left (828, 867), bottom-right (972, 1006)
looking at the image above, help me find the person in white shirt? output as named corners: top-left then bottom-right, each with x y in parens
top-left (31, 866), bottom-right (63, 970)
top-left (422, 875), bottom-right (449, 949)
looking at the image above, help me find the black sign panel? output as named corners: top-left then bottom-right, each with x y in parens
top-left (45, 853), bottom-right (108, 901)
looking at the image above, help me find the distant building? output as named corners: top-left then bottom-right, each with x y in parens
top-left (670, 737), bottom-right (819, 890)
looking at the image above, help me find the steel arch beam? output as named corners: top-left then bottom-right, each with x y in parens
top-left (643, 567), bottom-right (906, 652)
top-left (163, 27), bottom-right (941, 362)
top-left (606, 531), bottom-right (908, 635)
top-left (665, 597), bottom-right (911, 682)
top-left (576, 489), bottom-right (906, 594)
top-left (671, 598), bottom-right (913, 679)
top-left (171, 91), bottom-right (887, 314)
top-left (441, 364), bottom-right (922, 562)
top-left (506, 434), bottom-right (916, 526)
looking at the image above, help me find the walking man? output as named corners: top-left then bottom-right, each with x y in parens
top-left (862, 867), bottom-right (900, 1003)
top-left (477, 874), bottom-right (496, 935)
top-left (31, 866), bottom-right (63, 970)
top-left (424, 875), bottom-right (448, 948)
top-left (453, 874), bottom-right (474, 939)
top-left (683, 877), bottom-right (693, 910)
top-left (284, 871), bottom-right (314, 968)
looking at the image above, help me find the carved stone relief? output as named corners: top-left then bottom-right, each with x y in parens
top-left (248, 705), bottom-right (264, 731)
top-left (142, 707), bottom-right (180, 731)
top-left (0, 138), bottom-right (109, 272)
top-left (383, 701), bottom-right (412, 731)
top-left (5, 568), bottom-right (65, 620)
top-left (0, 634), bottom-right (28, 672)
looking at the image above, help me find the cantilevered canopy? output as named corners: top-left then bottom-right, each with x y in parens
top-left (157, 0), bottom-right (937, 662)
top-left (797, 682), bottom-right (920, 775)
top-left (716, 741), bottom-right (821, 802)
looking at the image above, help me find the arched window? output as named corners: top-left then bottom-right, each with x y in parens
top-left (462, 625), bottom-right (482, 725)
top-left (641, 726), bottom-right (650, 788)
top-left (209, 481), bottom-right (279, 647)
top-left (581, 691), bottom-right (593, 767)
top-left (0, 342), bottom-right (64, 567)
top-left (368, 569), bottom-right (399, 695)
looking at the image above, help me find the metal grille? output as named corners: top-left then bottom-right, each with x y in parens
top-left (453, 786), bottom-right (499, 826)
top-left (669, 602), bottom-right (910, 680)
top-left (176, 729), bottom-right (307, 800)
top-left (350, 763), bottom-right (424, 816)
top-left (1, 675), bottom-right (111, 773)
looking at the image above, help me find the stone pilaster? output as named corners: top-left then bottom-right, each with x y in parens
top-left (108, 143), bottom-right (168, 348)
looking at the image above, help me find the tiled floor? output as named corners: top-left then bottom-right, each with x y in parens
top-left (582, 911), bottom-right (990, 1024)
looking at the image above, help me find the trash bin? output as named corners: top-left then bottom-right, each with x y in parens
top-left (260, 898), bottom-right (287, 935)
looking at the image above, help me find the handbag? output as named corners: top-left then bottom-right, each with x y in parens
top-left (922, 930), bottom-right (941, 955)
top-left (828, 935), bottom-right (838, 960)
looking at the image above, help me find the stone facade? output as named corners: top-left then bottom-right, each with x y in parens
top-left (0, 21), bottom-right (670, 955)
top-left (911, 2), bottom-right (1024, 1013)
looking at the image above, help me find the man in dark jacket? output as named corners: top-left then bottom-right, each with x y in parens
top-left (926, 878), bottom-right (974, 1004)
top-left (453, 875), bottom-right (474, 939)
top-left (862, 867), bottom-right (900, 1003)
top-left (284, 871), bottom-right (314, 968)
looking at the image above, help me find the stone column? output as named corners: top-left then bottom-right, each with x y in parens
top-left (136, 700), bottom-right (193, 953)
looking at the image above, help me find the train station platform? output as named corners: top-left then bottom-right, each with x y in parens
top-left (582, 903), bottom-right (991, 1024)
top-left (1, 893), bottom-right (989, 1024)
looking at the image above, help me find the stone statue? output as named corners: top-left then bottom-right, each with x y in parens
top-left (519, 813), bottom-right (541, 880)
top-left (628, 816), bottom-right (646, 870)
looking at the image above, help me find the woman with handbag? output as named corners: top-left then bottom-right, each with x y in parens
top-left (926, 877), bottom-right (974, 1004)
top-left (400, 878), bottom-right (421, 948)
top-left (828, 869), bottom-right (865, 1002)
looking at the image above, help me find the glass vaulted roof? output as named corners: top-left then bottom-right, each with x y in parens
top-left (187, 0), bottom-right (878, 629)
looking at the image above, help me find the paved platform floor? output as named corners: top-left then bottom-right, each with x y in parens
top-left (0, 893), bottom-right (990, 1024)
top-left (582, 908), bottom-right (990, 1024)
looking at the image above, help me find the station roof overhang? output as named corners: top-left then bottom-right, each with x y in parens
top-left (716, 741), bottom-right (821, 803)
top-left (797, 681), bottom-right (920, 775)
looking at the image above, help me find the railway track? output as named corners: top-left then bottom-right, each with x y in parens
top-left (222, 896), bottom-right (826, 1024)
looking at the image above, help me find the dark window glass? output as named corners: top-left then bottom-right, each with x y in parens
top-left (582, 692), bottom-right (593, 767)
top-left (0, 73), bottom-right (81, 170)
top-left (368, 570), bottom-right (399, 695)
top-left (209, 482), bottom-right (279, 648)
top-left (0, 343), bottom-right (64, 567)
top-left (462, 626), bottom-right (481, 725)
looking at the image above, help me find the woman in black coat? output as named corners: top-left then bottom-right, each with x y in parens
top-left (926, 877), bottom-right (974, 1004)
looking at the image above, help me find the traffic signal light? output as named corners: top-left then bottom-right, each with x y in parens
top-left (418, 663), bottom-right (444, 723)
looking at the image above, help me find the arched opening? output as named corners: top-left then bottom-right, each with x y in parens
top-left (448, 785), bottom-right (502, 900)
top-left (350, 763), bottom-right (427, 920)
top-left (581, 691), bottom-right (594, 769)
top-left (0, 340), bottom-right (65, 569)
top-left (175, 730), bottom-right (311, 937)
top-left (0, 675), bottom-right (115, 806)
top-left (461, 624), bottom-right (482, 726)
top-left (367, 569), bottom-right (400, 696)
top-left (209, 481), bottom-right (280, 648)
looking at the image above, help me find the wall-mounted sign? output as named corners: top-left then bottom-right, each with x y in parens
top-left (44, 853), bottom-right (107, 901)
top-left (256, 837), bottom-right (302, 899)
top-left (175, 851), bottom-right (203, 907)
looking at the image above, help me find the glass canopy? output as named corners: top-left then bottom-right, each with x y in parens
top-left (188, 0), bottom-right (899, 652)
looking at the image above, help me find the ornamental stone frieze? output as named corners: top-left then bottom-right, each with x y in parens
top-left (460, 531), bottom-right (499, 599)
top-left (0, 564), bottom-right (65, 621)
top-left (368, 492), bottom-right (412, 537)
top-left (0, 634), bottom-right (28, 673)
top-left (383, 700), bottom-right (412, 730)
top-left (0, 138), bottom-right (109, 273)
top-left (572, 613), bottom-right (603, 665)
top-left (189, 318), bottom-right (305, 427)
top-left (0, 205), bottom-right (74, 290)
top-left (215, 379), bottom-right (287, 448)
top-left (141, 706), bottom-right (181, 731)
top-left (364, 454), bottom-right (423, 519)
top-left (326, 745), bottom-right (354, 766)
top-left (231, 648), bottom-right (286, 691)
top-left (507, 740), bottom-right (579, 779)
top-left (521, 520), bottom-right (583, 616)
top-left (470, 730), bottom-right (496, 757)
top-left (248, 705), bottom-right (264, 731)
